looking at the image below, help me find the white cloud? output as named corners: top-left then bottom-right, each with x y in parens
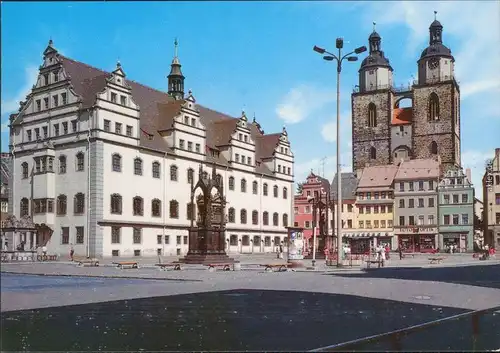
top-left (1, 121), bottom-right (9, 133)
top-left (294, 151), bottom-right (353, 188)
top-left (1, 66), bottom-right (39, 116)
top-left (321, 111), bottom-right (352, 143)
top-left (461, 149), bottom-right (495, 200)
top-left (321, 121), bottom-right (337, 143)
top-left (275, 84), bottom-right (335, 124)
top-left (363, 1), bottom-right (500, 116)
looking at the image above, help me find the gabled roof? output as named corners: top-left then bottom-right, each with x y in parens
top-left (15, 53), bottom-right (284, 172)
top-left (392, 107), bottom-right (412, 125)
top-left (357, 165), bottom-right (399, 189)
top-left (395, 158), bottom-right (440, 180)
top-left (331, 172), bottom-right (358, 200)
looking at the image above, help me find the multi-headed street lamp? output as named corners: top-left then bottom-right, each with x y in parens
top-left (313, 38), bottom-right (366, 267)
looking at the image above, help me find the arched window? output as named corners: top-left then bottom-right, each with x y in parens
top-left (152, 162), bottom-right (160, 178)
top-left (428, 93), bottom-right (440, 121)
top-left (74, 193), bottom-right (85, 214)
top-left (240, 209), bottom-right (247, 224)
top-left (110, 194), bottom-right (122, 214)
top-left (370, 147), bottom-right (377, 160)
top-left (273, 185), bottom-right (278, 198)
top-left (229, 176), bottom-right (235, 190)
top-left (253, 236), bottom-right (261, 245)
top-left (252, 210), bottom-right (258, 225)
top-left (152, 199), bottom-right (161, 217)
top-left (430, 141), bottom-right (438, 155)
top-left (252, 181), bottom-right (258, 195)
top-left (229, 234), bottom-right (238, 246)
top-left (76, 152), bottom-right (85, 171)
top-left (169, 200), bottom-right (179, 218)
top-left (186, 202), bottom-right (195, 220)
top-left (283, 214), bottom-right (289, 227)
top-left (241, 179), bottom-right (247, 193)
top-left (274, 236), bottom-right (281, 245)
top-left (58, 156), bottom-right (66, 174)
top-left (242, 235), bottom-right (250, 246)
top-left (367, 103), bottom-right (377, 127)
top-left (56, 195), bottom-right (67, 215)
top-left (170, 165), bottom-right (178, 181)
top-left (283, 187), bottom-right (288, 199)
top-left (228, 207), bottom-right (235, 223)
top-left (112, 154), bottom-right (122, 172)
top-left (133, 196), bottom-right (143, 216)
top-left (273, 212), bottom-right (279, 226)
top-left (187, 168), bottom-right (194, 184)
top-left (263, 183), bottom-right (268, 196)
top-left (21, 162), bottom-right (29, 179)
top-left (263, 211), bottom-right (269, 225)
top-left (134, 158), bottom-right (143, 176)
top-left (264, 236), bottom-right (271, 246)
top-left (20, 198), bottom-right (29, 216)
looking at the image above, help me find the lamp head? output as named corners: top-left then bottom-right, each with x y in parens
top-left (313, 45), bottom-right (326, 54)
top-left (323, 56), bottom-right (335, 61)
top-left (354, 46), bottom-right (367, 54)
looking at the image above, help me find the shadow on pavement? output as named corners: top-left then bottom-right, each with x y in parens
top-left (1, 289), bottom-right (476, 352)
top-left (328, 264), bottom-right (500, 289)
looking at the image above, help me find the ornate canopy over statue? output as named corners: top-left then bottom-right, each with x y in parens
top-left (1, 215), bottom-right (36, 231)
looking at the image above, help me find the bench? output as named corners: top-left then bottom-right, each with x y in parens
top-left (207, 263), bottom-right (232, 271)
top-left (365, 259), bottom-right (383, 269)
top-left (156, 263), bottom-right (182, 271)
top-left (37, 254), bottom-right (58, 262)
top-left (261, 263), bottom-right (292, 272)
top-left (114, 261), bottom-right (139, 269)
top-left (428, 257), bottom-right (445, 264)
top-left (77, 258), bottom-right (100, 267)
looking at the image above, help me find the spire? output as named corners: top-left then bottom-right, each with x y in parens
top-left (174, 38), bottom-right (178, 57)
top-left (373, 21), bottom-right (376, 31)
top-left (429, 11), bottom-right (443, 45)
top-left (368, 21), bottom-right (381, 53)
top-left (168, 37), bottom-right (185, 100)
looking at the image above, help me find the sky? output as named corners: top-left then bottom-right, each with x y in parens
top-left (1, 1), bottom-right (499, 198)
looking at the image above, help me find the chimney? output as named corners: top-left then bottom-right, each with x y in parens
top-left (466, 168), bottom-right (472, 183)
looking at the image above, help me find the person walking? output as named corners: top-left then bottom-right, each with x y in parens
top-left (70, 244), bottom-right (75, 261)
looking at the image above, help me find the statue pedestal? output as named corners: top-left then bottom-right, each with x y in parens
top-left (178, 228), bottom-right (238, 265)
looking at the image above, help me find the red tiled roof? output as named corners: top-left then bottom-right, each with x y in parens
top-left (357, 165), bottom-right (399, 189)
top-left (50, 54), bottom-right (282, 171)
top-left (392, 107), bottom-right (412, 125)
top-left (395, 158), bottom-right (440, 180)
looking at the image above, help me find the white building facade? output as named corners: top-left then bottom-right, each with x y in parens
top-left (8, 40), bottom-right (294, 258)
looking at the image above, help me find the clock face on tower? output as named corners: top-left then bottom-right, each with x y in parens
top-left (428, 58), bottom-right (439, 70)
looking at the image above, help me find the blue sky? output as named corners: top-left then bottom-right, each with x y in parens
top-left (1, 1), bottom-right (499, 196)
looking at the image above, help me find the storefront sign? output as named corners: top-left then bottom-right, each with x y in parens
top-left (398, 227), bottom-right (437, 234)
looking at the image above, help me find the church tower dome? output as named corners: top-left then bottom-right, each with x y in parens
top-left (167, 38), bottom-right (185, 100)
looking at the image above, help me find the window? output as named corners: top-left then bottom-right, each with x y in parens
top-left (263, 211), bottom-right (269, 225)
top-left (461, 214), bottom-right (469, 225)
top-left (71, 120), bottom-right (78, 132)
top-left (152, 199), bottom-right (162, 217)
top-left (104, 120), bottom-right (110, 132)
top-left (496, 193), bottom-right (500, 205)
top-left (399, 199), bottom-right (405, 208)
top-left (74, 193), bottom-right (85, 214)
top-left (111, 92), bottom-right (117, 103)
top-left (187, 168), bottom-right (194, 184)
top-left (367, 103), bottom-right (377, 127)
top-left (186, 202), bottom-right (195, 220)
top-left (283, 187), bottom-right (288, 199)
top-left (453, 194), bottom-right (459, 204)
top-left (282, 214), bottom-right (288, 227)
top-left (428, 93), bottom-right (440, 121)
top-left (242, 235), bottom-right (250, 246)
top-left (273, 212), bottom-right (279, 226)
top-left (428, 215), bottom-right (435, 225)
top-left (430, 141), bottom-right (438, 155)
top-left (428, 197), bottom-right (434, 207)
top-left (278, 165), bottom-right (281, 173)
top-left (53, 71), bottom-right (59, 82)
top-left (374, 206), bottom-right (379, 214)
top-left (120, 95), bottom-right (127, 106)
top-left (61, 227), bottom-right (69, 244)
top-left (399, 182), bottom-right (404, 192)
top-left (252, 210), bottom-right (258, 225)
top-left (252, 181), bottom-right (258, 195)
top-left (380, 205), bottom-right (386, 213)
top-left (418, 215), bottom-right (425, 225)
top-left (169, 200), bottom-right (179, 218)
top-left (76, 152), bottom-right (84, 171)
top-left (443, 215), bottom-right (450, 225)
top-left (170, 165), bottom-right (178, 181)
top-left (429, 180), bottom-right (434, 190)
top-left (273, 185), bottom-right (278, 198)
top-left (444, 194), bottom-right (450, 204)
top-left (462, 194), bottom-right (468, 203)
top-left (44, 73), bottom-right (49, 85)
top-left (21, 162), bottom-right (29, 178)
top-left (187, 141), bottom-right (193, 151)
top-left (133, 228), bottom-right (142, 244)
top-left (165, 235), bottom-right (170, 244)
top-left (133, 197), bottom-right (144, 216)
top-left (111, 227), bottom-right (121, 243)
top-left (111, 154), bottom-right (122, 172)
top-left (36, 100), bottom-right (41, 111)
top-left (183, 236), bottom-right (188, 245)
top-left (366, 206), bottom-right (372, 214)
top-left (195, 143), bottom-right (200, 153)
top-left (452, 214), bottom-right (459, 225)
top-left (418, 198), bottom-right (424, 208)
top-left (110, 194), bottom-right (122, 214)
top-left (131, 158), bottom-right (142, 176)
top-left (240, 209), bottom-right (247, 224)
top-left (366, 220), bottom-right (372, 229)
top-left (228, 176), bottom-right (235, 190)
top-left (20, 198), bottom-right (29, 216)
top-left (399, 216), bottom-right (405, 226)
top-left (496, 176), bottom-right (500, 185)
top-left (176, 236), bottom-right (181, 245)
top-left (409, 199), bottom-right (414, 208)
top-left (42, 126), bottom-right (48, 139)
top-left (53, 123), bottom-right (60, 137)
top-left (62, 122), bottom-right (68, 134)
top-left (359, 221), bottom-right (364, 228)
top-left (347, 204), bottom-right (353, 212)
top-left (53, 95), bottom-right (59, 107)
top-left (157, 235), bottom-right (163, 245)
top-left (418, 181), bottom-right (424, 191)
top-left (241, 179), bottom-right (247, 193)
top-left (191, 118), bottom-right (196, 126)
top-left (61, 92), bottom-right (67, 105)
top-left (263, 183), bottom-right (268, 196)
top-left (44, 97), bottom-right (49, 109)
top-left (228, 208), bottom-right (235, 223)
top-left (115, 122), bottom-right (122, 134)
top-left (359, 206), bottom-right (364, 214)
top-left (408, 182), bottom-right (414, 191)
top-left (76, 226), bottom-right (84, 244)
top-left (409, 216), bottom-right (415, 225)
top-left (126, 125), bottom-right (133, 137)
top-left (56, 195), bottom-right (67, 215)
top-left (374, 220), bottom-right (379, 228)
top-left (112, 250), bottom-right (120, 257)
top-left (151, 162), bottom-right (160, 179)
top-left (370, 147), bottom-right (376, 160)
top-left (35, 128), bottom-right (40, 140)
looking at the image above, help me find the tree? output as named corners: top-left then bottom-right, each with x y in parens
top-left (296, 182), bottom-right (304, 195)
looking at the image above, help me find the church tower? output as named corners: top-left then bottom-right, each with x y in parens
top-left (412, 13), bottom-right (461, 171)
top-left (167, 39), bottom-right (185, 100)
top-left (352, 24), bottom-right (394, 172)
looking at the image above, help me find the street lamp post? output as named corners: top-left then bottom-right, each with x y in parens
top-left (307, 195), bottom-right (318, 268)
top-left (313, 39), bottom-right (366, 267)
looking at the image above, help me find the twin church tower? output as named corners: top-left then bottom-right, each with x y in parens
top-left (351, 15), bottom-right (461, 174)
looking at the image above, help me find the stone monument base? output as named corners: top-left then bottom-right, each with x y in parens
top-left (178, 253), bottom-right (239, 265)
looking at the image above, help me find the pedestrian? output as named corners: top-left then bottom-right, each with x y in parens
top-left (385, 244), bottom-right (390, 260)
top-left (42, 245), bottom-right (47, 256)
top-left (398, 246), bottom-right (403, 260)
top-left (70, 244), bottom-right (75, 261)
top-left (279, 244), bottom-right (284, 259)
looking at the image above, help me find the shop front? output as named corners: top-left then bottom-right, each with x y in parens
top-left (441, 233), bottom-right (468, 253)
top-left (397, 227), bottom-right (438, 253)
top-left (343, 232), bottom-right (395, 254)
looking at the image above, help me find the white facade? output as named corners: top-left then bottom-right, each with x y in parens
top-left (8, 41), bottom-right (294, 258)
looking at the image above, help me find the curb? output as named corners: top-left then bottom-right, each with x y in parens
top-left (0, 271), bottom-right (203, 282)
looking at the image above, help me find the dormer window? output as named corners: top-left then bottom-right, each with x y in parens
top-left (184, 116), bottom-right (189, 124)
top-left (115, 123), bottom-right (122, 134)
top-left (235, 154), bottom-right (240, 163)
top-left (44, 73), bottom-right (49, 85)
top-left (35, 128), bottom-right (40, 140)
top-left (44, 97), bottom-right (49, 109)
top-left (36, 100), bottom-right (41, 112)
top-left (238, 133), bottom-right (242, 141)
top-left (61, 93), bottom-right (67, 105)
top-left (244, 135), bottom-right (248, 143)
top-left (285, 148), bottom-right (288, 154)
top-left (278, 165), bottom-right (281, 173)
top-left (191, 118), bottom-right (195, 126)
top-left (53, 95), bottom-right (59, 107)
top-left (241, 156), bottom-right (246, 164)
top-left (248, 157), bottom-right (252, 165)
top-left (120, 95), bottom-right (127, 106)
top-left (111, 92), bottom-right (117, 103)
top-left (53, 71), bottom-right (59, 82)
